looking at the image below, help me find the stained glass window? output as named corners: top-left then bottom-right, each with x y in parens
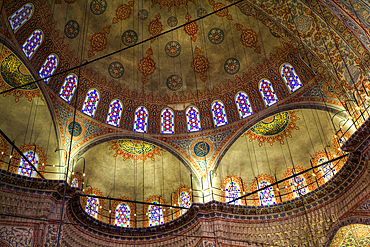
top-left (82, 89), bottom-right (100, 117)
top-left (259, 79), bottom-right (278, 107)
top-left (280, 64), bottom-right (303, 93)
top-left (318, 157), bottom-right (335, 182)
top-left (115, 203), bottom-right (130, 227)
top-left (179, 191), bottom-right (191, 215)
top-left (17, 150), bottom-right (38, 177)
top-left (161, 108), bottom-right (175, 134)
top-left (290, 175), bottom-right (307, 198)
top-left (211, 101), bottom-right (228, 127)
top-left (85, 196), bottom-right (99, 218)
top-left (133, 106), bottom-right (149, 133)
top-left (258, 181), bottom-right (276, 206)
top-left (226, 181), bottom-right (241, 205)
top-left (71, 178), bottom-right (78, 188)
top-left (186, 106), bottom-right (201, 132)
top-left (22, 29), bottom-right (43, 59)
top-left (59, 74), bottom-right (78, 103)
top-left (38, 54), bottom-right (58, 83)
top-left (8, 3), bottom-right (33, 32)
top-left (149, 202), bottom-right (164, 226)
top-left (106, 99), bottom-right (123, 127)
top-left (235, 92), bottom-right (253, 119)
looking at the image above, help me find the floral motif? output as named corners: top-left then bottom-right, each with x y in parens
top-left (88, 26), bottom-right (110, 58)
top-left (112, 1), bottom-right (134, 24)
top-left (208, 0), bottom-right (232, 20)
top-left (236, 24), bottom-right (261, 54)
top-left (138, 48), bottom-right (156, 85)
top-left (149, 0), bottom-right (195, 11)
top-left (183, 14), bottom-right (198, 42)
top-left (191, 47), bottom-right (210, 83)
top-left (148, 14), bottom-right (163, 42)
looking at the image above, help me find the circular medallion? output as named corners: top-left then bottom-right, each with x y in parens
top-left (122, 30), bottom-right (138, 46)
top-left (167, 16), bottom-right (178, 27)
top-left (65, 118), bottom-right (85, 141)
top-left (191, 139), bottom-right (213, 160)
top-left (294, 15), bottom-right (312, 34)
top-left (138, 9), bottom-right (148, 20)
top-left (208, 28), bottom-right (224, 44)
top-left (64, 20), bottom-right (79, 39)
top-left (197, 8), bottom-right (208, 17)
top-left (224, 58), bottom-right (240, 74)
top-left (108, 62), bottom-right (124, 79)
top-left (166, 75), bottom-right (183, 91)
top-left (165, 41), bottom-right (181, 57)
top-left (90, 0), bottom-right (107, 15)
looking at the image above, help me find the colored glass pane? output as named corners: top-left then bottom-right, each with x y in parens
top-left (281, 64), bottom-right (303, 93)
top-left (38, 54), bottom-right (58, 83)
top-left (82, 89), bottom-right (100, 117)
top-left (149, 202), bottom-right (163, 226)
top-left (59, 74), bottom-right (78, 103)
top-left (115, 203), bottom-right (130, 227)
top-left (318, 157), bottom-right (335, 182)
top-left (235, 92), bottom-right (253, 119)
top-left (186, 106), bottom-right (201, 132)
top-left (259, 80), bottom-right (278, 107)
top-left (17, 151), bottom-right (38, 177)
top-left (71, 178), bottom-right (78, 188)
top-left (290, 175), bottom-right (307, 198)
top-left (133, 107), bottom-right (148, 133)
top-left (106, 99), bottom-right (123, 127)
top-left (226, 181), bottom-right (241, 205)
top-left (8, 3), bottom-right (33, 32)
top-left (179, 191), bottom-right (191, 215)
top-left (212, 101), bottom-right (228, 127)
top-left (258, 181), bottom-right (276, 206)
top-left (22, 29), bottom-right (43, 59)
top-left (85, 196), bottom-right (99, 218)
top-left (161, 108), bottom-right (175, 134)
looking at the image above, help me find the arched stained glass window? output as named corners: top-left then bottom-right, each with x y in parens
top-left (82, 89), bottom-right (100, 117)
top-left (211, 101), bottom-right (228, 127)
top-left (290, 175), bottom-right (307, 198)
top-left (235, 91), bottom-right (253, 119)
top-left (179, 191), bottom-right (191, 215)
top-left (149, 202), bottom-right (164, 226)
top-left (8, 3), bottom-right (33, 32)
top-left (22, 29), bottom-right (43, 59)
top-left (318, 157), bottom-right (335, 182)
top-left (39, 54), bottom-right (58, 83)
top-left (115, 203), bottom-right (130, 227)
top-left (71, 178), bottom-right (78, 188)
top-left (17, 150), bottom-right (38, 177)
top-left (133, 106), bottom-right (148, 133)
top-left (259, 79), bottom-right (278, 107)
top-left (106, 99), bottom-right (123, 127)
top-left (258, 181), bottom-right (276, 206)
top-left (59, 74), bottom-right (78, 103)
top-left (85, 196), bottom-right (99, 218)
top-left (186, 106), bottom-right (201, 132)
top-left (226, 181), bottom-right (241, 205)
top-left (280, 63), bottom-right (303, 93)
top-left (161, 108), bottom-right (175, 134)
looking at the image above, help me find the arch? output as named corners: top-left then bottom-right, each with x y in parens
top-left (258, 181), bottom-right (276, 206)
top-left (317, 155), bottom-right (336, 183)
top-left (148, 202), bottom-right (164, 226)
top-left (8, 3), bottom-right (34, 33)
top-left (115, 203), bottom-right (130, 227)
top-left (85, 196), bottom-right (99, 219)
top-left (226, 181), bottom-right (241, 205)
top-left (82, 89), bottom-right (100, 117)
top-left (133, 106), bottom-right (149, 133)
top-left (160, 108), bottom-right (175, 134)
top-left (280, 63), bottom-right (303, 93)
top-left (211, 100), bottom-right (228, 127)
top-left (17, 150), bottom-right (38, 177)
top-left (185, 106), bottom-right (201, 132)
top-left (235, 91), bottom-right (253, 119)
top-left (259, 79), bottom-right (278, 107)
top-left (71, 178), bottom-right (78, 188)
top-left (289, 175), bottom-right (308, 198)
top-left (178, 191), bottom-right (191, 215)
top-left (106, 99), bottom-right (123, 127)
top-left (22, 29), bottom-right (43, 59)
top-left (221, 176), bottom-right (245, 205)
top-left (38, 53), bottom-right (59, 83)
top-left (59, 73), bottom-right (78, 103)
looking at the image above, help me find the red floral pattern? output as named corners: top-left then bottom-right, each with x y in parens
top-left (183, 14), bottom-right (198, 42)
top-left (191, 47), bottom-right (210, 83)
top-left (112, 1), bottom-right (134, 24)
top-left (88, 26), bottom-right (110, 58)
top-left (138, 48), bottom-right (156, 85)
top-left (236, 24), bottom-right (261, 54)
top-left (209, 0), bottom-right (232, 20)
top-left (148, 14), bottom-right (163, 42)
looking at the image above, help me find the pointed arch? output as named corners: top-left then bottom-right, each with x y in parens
top-left (161, 108), bottom-right (175, 134)
top-left (283, 166), bottom-right (315, 200)
top-left (178, 191), bottom-right (191, 215)
top-left (259, 79), bottom-right (278, 107)
top-left (280, 63), bottom-right (303, 93)
top-left (148, 202), bottom-right (164, 226)
top-left (235, 91), bottom-right (253, 119)
top-left (211, 100), bottom-right (228, 127)
top-left (106, 99), bottom-right (123, 127)
top-left (133, 106), bottom-right (149, 133)
top-left (38, 53), bottom-right (59, 83)
top-left (185, 106), bottom-right (201, 132)
top-left (71, 178), bottom-right (78, 188)
top-left (22, 29), bottom-right (43, 59)
top-left (85, 196), bottom-right (99, 219)
top-left (8, 3), bottom-right (34, 33)
top-left (59, 73), bottom-right (78, 103)
top-left (289, 175), bottom-right (308, 198)
top-left (221, 175), bottom-right (245, 205)
top-left (82, 89), bottom-right (100, 117)
top-left (258, 180), bottom-right (276, 206)
top-left (17, 150), bottom-right (38, 177)
top-left (115, 203), bottom-right (130, 227)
